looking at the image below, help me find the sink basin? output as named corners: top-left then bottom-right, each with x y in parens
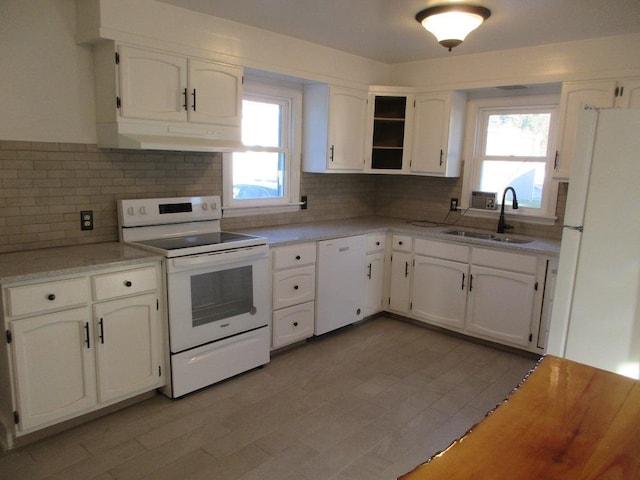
top-left (444, 229), bottom-right (533, 244)
top-left (491, 237), bottom-right (533, 244)
top-left (444, 229), bottom-right (495, 240)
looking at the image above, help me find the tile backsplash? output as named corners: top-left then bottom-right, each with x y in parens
top-left (0, 140), bottom-right (563, 253)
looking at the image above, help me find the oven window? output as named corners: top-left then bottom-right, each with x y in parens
top-left (190, 266), bottom-right (254, 327)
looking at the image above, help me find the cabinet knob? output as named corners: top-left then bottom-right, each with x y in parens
top-left (398, 241), bottom-right (403, 245)
top-left (376, 241), bottom-right (380, 246)
top-left (293, 285), bottom-right (299, 290)
top-left (47, 294), bottom-right (56, 301)
top-left (295, 255), bottom-right (301, 260)
top-left (356, 308), bottom-right (361, 315)
top-left (293, 322), bottom-right (299, 327)
top-left (124, 280), bottom-right (132, 287)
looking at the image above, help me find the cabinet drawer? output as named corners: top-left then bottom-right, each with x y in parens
top-left (392, 235), bottom-right (412, 252)
top-left (92, 266), bottom-right (157, 301)
top-left (272, 243), bottom-right (316, 269)
top-left (471, 248), bottom-right (537, 274)
top-left (414, 238), bottom-right (469, 262)
top-left (5, 277), bottom-right (89, 317)
top-left (366, 233), bottom-right (386, 252)
top-left (273, 265), bottom-right (315, 310)
top-left (272, 301), bottom-right (315, 349)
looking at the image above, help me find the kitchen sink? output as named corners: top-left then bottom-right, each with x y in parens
top-left (443, 229), bottom-right (496, 240)
top-left (443, 229), bottom-right (533, 244)
top-left (491, 237), bottom-right (533, 244)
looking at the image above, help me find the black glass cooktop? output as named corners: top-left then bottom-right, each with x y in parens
top-left (136, 232), bottom-right (261, 251)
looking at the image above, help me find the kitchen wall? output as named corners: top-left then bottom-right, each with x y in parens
top-left (0, 1), bottom-right (628, 253)
top-left (0, 140), bottom-right (376, 253)
top-left (0, 137), bottom-right (563, 253)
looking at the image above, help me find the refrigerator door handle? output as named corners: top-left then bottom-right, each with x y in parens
top-left (563, 224), bottom-right (584, 232)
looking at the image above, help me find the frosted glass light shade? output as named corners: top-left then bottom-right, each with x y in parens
top-left (416, 5), bottom-right (491, 51)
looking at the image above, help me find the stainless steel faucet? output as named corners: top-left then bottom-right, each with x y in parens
top-left (497, 187), bottom-right (519, 233)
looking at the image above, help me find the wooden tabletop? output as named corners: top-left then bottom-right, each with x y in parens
top-left (399, 355), bottom-right (640, 480)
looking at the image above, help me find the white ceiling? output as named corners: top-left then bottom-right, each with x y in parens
top-left (155, 0), bottom-right (640, 63)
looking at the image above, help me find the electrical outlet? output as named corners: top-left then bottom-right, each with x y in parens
top-left (80, 210), bottom-right (93, 230)
top-left (301, 195), bottom-right (308, 210)
top-left (450, 198), bottom-right (458, 212)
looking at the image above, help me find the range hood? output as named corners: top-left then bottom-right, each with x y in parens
top-left (96, 122), bottom-right (245, 152)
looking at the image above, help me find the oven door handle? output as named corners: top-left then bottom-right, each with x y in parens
top-left (169, 245), bottom-right (268, 270)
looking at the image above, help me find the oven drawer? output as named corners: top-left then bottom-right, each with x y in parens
top-left (272, 265), bottom-right (315, 310)
top-left (5, 277), bottom-right (89, 317)
top-left (272, 301), bottom-right (315, 349)
top-left (272, 243), bottom-right (316, 270)
top-left (92, 266), bottom-right (158, 301)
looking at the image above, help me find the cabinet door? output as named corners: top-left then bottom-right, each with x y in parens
top-left (465, 265), bottom-right (536, 347)
top-left (93, 294), bottom-right (162, 403)
top-left (328, 86), bottom-right (368, 171)
top-left (188, 59), bottom-right (243, 127)
top-left (614, 78), bottom-right (640, 109)
top-left (411, 91), bottom-right (464, 177)
top-left (554, 80), bottom-right (616, 179)
top-left (412, 255), bottom-right (468, 329)
top-left (11, 308), bottom-right (97, 432)
top-left (388, 251), bottom-right (412, 314)
top-left (364, 251), bottom-right (385, 316)
top-left (118, 45), bottom-right (188, 122)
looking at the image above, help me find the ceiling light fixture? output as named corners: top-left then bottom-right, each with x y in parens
top-left (415, 4), bottom-right (491, 51)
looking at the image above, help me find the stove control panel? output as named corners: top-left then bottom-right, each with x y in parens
top-left (118, 195), bottom-right (221, 227)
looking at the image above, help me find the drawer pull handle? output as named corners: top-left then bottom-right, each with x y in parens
top-left (47, 294), bottom-right (56, 301)
top-left (293, 285), bottom-right (299, 290)
top-left (295, 255), bottom-right (301, 260)
top-left (124, 280), bottom-right (132, 287)
top-left (293, 322), bottom-right (299, 327)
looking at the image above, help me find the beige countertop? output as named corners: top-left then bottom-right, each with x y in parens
top-left (0, 242), bottom-right (163, 284)
top-left (235, 216), bottom-right (561, 256)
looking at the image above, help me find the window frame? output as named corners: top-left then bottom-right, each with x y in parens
top-left (461, 94), bottom-right (560, 224)
top-left (222, 77), bottom-right (302, 217)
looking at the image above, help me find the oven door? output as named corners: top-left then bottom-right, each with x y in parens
top-left (166, 245), bottom-right (270, 353)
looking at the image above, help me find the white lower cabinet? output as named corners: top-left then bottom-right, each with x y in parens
top-left (272, 302), bottom-right (315, 349)
top-left (404, 238), bottom-right (545, 351)
top-left (93, 293), bottom-right (162, 403)
top-left (465, 265), bottom-right (537, 347)
top-left (412, 256), bottom-right (468, 330)
top-left (364, 233), bottom-right (387, 317)
top-left (10, 307), bottom-right (97, 432)
top-left (271, 243), bottom-right (317, 348)
top-left (2, 263), bottom-right (164, 439)
top-left (388, 235), bottom-right (413, 314)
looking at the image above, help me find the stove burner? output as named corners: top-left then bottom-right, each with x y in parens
top-left (136, 232), bottom-right (262, 251)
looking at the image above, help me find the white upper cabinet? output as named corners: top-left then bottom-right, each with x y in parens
top-left (613, 78), bottom-right (640, 109)
top-left (188, 59), bottom-right (243, 127)
top-left (410, 91), bottom-right (466, 177)
top-left (303, 84), bottom-right (368, 172)
top-left (553, 80), bottom-right (616, 180)
top-left (365, 90), bottom-right (415, 173)
top-left (118, 46), bottom-right (188, 123)
top-left (92, 42), bottom-right (243, 150)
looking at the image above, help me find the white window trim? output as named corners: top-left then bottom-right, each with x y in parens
top-left (460, 94), bottom-right (560, 225)
top-left (222, 76), bottom-right (302, 218)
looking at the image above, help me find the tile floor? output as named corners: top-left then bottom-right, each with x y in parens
top-left (0, 316), bottom-right (539, 480)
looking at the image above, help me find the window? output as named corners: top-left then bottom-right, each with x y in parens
top-left (461, 96), bottom-right (559, 222)
top-left (223, 78), bottom-right (302, 216)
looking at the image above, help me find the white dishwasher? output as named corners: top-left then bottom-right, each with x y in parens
top-left (315, 235), bottom-right (366, 335)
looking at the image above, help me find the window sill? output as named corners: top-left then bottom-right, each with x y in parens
top-left (222, 203), bottom-right (301, 218)
top-left (461, 207), bottom-right (558, 225)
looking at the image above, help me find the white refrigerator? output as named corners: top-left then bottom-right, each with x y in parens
top-left (547, 108), bottom-right (640, 379)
